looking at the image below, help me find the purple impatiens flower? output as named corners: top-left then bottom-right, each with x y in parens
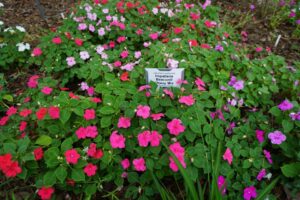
top-left (268, 130), bottom-right (286, 145)
top-left (217, 176), bottom-right (226, 195)
top-left (278, 99), bottom-right (293, 111)
top-left (243, 186), bottom-right (257, 200)
top-left (263, 149), bottom-right (273, 164)
top-left (256, 130), bottom-right (264, 143)
top-left (228, 75), bottom-right (244, 90)
top-left (290, 112), bottom-right (300, 121)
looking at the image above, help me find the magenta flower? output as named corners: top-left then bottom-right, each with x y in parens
top-left (243, 186), bottom-right (257, 200)
top-left (167, 119), bottom-right (185, 136)
top-left (41, 87), bottom-right (53, 95)
top-left (118, 117), bottom-right (131, 129)
top-left (278, 100), bottom-right (293, 111)
top-left (110, 131), bottom-right (126, 149)
top-left (121, 158), bottom-right (130, 170)
top-left (149, 32), bottom-right (159, 40)
top-left (289, 112), bottom-right (300, 121)
top-left (133, 158), bottom-right (146, 172)
top-left (179, 95), bottom-right (195, 106)
top-left (169, 142), bottom-right (186, 172)
top-left (137, 131), bottom-right (151, 147)
top-left (163, 89), bottom-right (174, 99)
top-left (151, 113), bottom-right (165, 121)
top-left (263, 149), bottom-right (273, 164)
top-left (83, 109), bottom-right (95, 121)
top-left (268, 130), bottom-right (286, 144)
top-left (120, 50), bottom-right (129, 59)
top-left (136, 105), bottom-right (151, 119)
top-left (256, 130), bottom-right (265, 143)
top-left (195, 77), bottom-right (206, 91)
top-left (223, 148), bottom-right (233, 165)
top-left (150, 131), bottom-right (162, 147)
top-left (257, 169), bottom-right (266, 181)
top-left (217, 176), bottom-right (226, 195)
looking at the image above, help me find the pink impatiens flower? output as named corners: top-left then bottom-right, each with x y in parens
top-left (151, 113), bottom-right (164, 121)
top-left (268, 130), bottom-right (286, 145)
top-left (118, 117), bottom-right (131, 128)
top-left (243, 186), bottom-right (257, 200)
top-left (169, 142), bottom-right (186, 172)
top-left (83, 109), bottom-right (96, 120)
top-left (66, 57), bottom-right (76, 67)
top-left (150, 131), bottom-right (162, 147)
top-left (37, 187), bottom-right (54, 200)
top-left (138, 130), bottom-right (151, 147)
top-left (195, 77), bottom-right (206, 91)
top-left (149, 32), bottom-right (159, 40)
top-left (27, 75), bottom-right (39, 88)
top-left (110, 131), bottom-right (126, 148)
top-left (136, 105), bottom-right (150, 119)
top-left (163, 89), bottom-right (174, 99)
top-left (121, 158), bottom-right (130, 170)
top-left (65, 149), bottom-right (80, 164)
top-left (6, 106), bottom-right (17, 116)
top-left (223, 148), bottom-right (233, 165)
top-left (167, 119), bottom-right (185, 136)
top-left (84, 163), bottom-right (97, 177)
top-left (41, 87), bottom-right (53, 95)
top-left (87, 143), bottom-right (103, 159)
top-left (48, 106), bottom-right (60, 119)
top-left (179, 95), bottom-right (195, 106)
top-left (32, 47), bottom-right (42, 57)
top-left (133, 158), bottom-right (146, 172)
top-left (52, 37), bottom-right (62, 44)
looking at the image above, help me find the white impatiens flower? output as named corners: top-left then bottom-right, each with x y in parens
top-left (16, 43), bottom-right (30, 52)
top-left (0, 2), bottom-right (4, 7)
top-left (152, 8), bottom-right (158, 15)
top-left (4, 27), bottom-right (15, 33)
top-left (16, 26), bottom-right (26, 32)
top-left (0, 21), bottom-right (3, 26)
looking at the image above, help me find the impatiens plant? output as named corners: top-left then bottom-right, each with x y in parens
top-left (0, 0), bottom-right (300, 199)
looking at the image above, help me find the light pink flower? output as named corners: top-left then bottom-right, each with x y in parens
top-left (118, 117), bottom-right (131, 128)
top-left (223, 148), bottom-right (233, 165)
top-left (138, 85), bottom-right (151, 92)
top-left (110, 131), bottom-right (126, 149)
top-left (133, 158), bottom-right (146, 172)
top-left (179, 95), bottom-right (195, 106)
top-left (195, 77), bottom-right (206, 91)
top-left (136, 105), bottom-right (150, 119)
top-left (167, 119), bottom-right (185, 136)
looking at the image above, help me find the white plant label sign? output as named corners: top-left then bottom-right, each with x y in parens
top-left (145, 68), bottom-right (185, 88)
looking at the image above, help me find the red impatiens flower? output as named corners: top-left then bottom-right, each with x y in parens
top-left (19, 121), bottom-right (27, 132)
top-left (0, 116), bottom-right (9, 126)
top-left (36, 107), bottom-right (48, 120)
top-left (75, 38), bottom-right (83, 46)
top-left (19, 109), bottom-right (32, 117)
top-left (37, 187), bottom-right (54, 200)
top-left (34, 147), bottom-right (44, 161)
top-left (120, 71), bottom-right (129, 81)
top-left (65, 149), bottom-right (80, 164)
top-left (6, 106), bottom-right (17, 116)
top-left (173, 27), bottom-right (183, 34)
top-left (0, 154), bottom-right (22, 178)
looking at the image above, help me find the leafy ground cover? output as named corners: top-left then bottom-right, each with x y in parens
top-left (0, 0), bottom-right (300, 199)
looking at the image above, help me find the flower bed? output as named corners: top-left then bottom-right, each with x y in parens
top-left (0, 0), bottom-right (300, 199)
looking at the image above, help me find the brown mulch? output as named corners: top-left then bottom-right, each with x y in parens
top-left (1, 0), bottom-right (78, 45)
top-left (217, 0), bottom-right (300, 64)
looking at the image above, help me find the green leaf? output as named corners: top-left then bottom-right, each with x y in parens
top-left (60, 110), bottom-right (71, 124)
top-left (101, 116), bottom-right (112, 128)
top-left (43, 171), bottom-right (56, 186)
top-left (3, 143), bottom-right (16, 154)
top-left (44, 147), bottom-right (60, 168)
top-left (282, 120), bottom-right (294, 133)
top-left (256, 177), bottom-right (279, 200)
top-left (61, 138), bottom-right (73, 152)
top-left (281, 162), bottom-right (300, 177)
top-left (71, 168), bottom-right (85, 182)
top-left (55, 166), bottom-right (67, 183)
top-left (214, 126), bottom-right (224, 140)
top-left (35, 135), bottom-right (52, 146)
top-left (84, 184), bottom-right (97, 195)
top-left (3, 94), bottom-right (13, 102)
top-left (269, 106), bottom-right (281, 117)
top-left (99, 106), bottom-right (115, 115)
